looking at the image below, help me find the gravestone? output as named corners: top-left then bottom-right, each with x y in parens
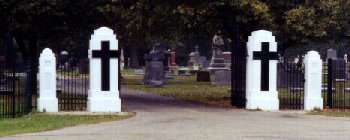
top-left (246, 30), bottom-right (279, 110)
top-left (331, 59), bottom-right (346, 81)
top-left (196, 71), bottom-right (211, 82)
top-left (170, 48), bottom-right (178, 75)
top-left (134, 70), bottom-right (145, 75)
top-left (120, 49), bottom-right (125, 70)
top-left (212, 70), bottom-right (231, 85)
top-left (79, 59), bottom-right (89, 74)
top-left (171, 48), bottom-right (177, 67)
top-left (165, 70), bottom-right (174, 79)
top-left (165, 49), bottom-right (174, 79)
top-left (60, 51), bottom-right (68, 65)
top-left (38, 48), bottom-right (58, 112)
top-left (178, 67), bottom-right (191, 76)
top-left (344, 54), bottom-right (348, 63)
top-left (326, 49), bottom-right (337, 60)
top-left (142, 43), bottom-right (169, 86)
top-left (187, 45), bottom-right (201, 71)
top-left (223, 52), bottom-right (231, 70)
top-left (199, 56), bottom-right (209, 68)
top-left (294, 56), bottom-right (299, 63)
top-left (208, 31), bottom-right (228, 73)
top-left (87, 27), bottom-right (121, 112)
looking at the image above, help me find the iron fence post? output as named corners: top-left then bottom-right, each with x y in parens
top-left (12, 62), bottom-right (16, 118)
top-left (327, 59), bottom-right (333, 108)
top-left (25, 59), bottom-right (33, 113)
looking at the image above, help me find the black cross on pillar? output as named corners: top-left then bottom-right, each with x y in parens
top-left (253, 42), bottom-right (278, 91)
top-left (92, 41), bottom-right (119, 91)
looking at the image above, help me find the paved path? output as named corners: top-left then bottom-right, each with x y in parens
top-left (2, 89), bottom-right (350, 140)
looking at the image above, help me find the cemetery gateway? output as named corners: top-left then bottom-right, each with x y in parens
top-left (38, 27), bottom-right (122, 113)
top-left (3, 27), bottom-right (348, 118)
top-left (26, 29), bottom-right (325, 113)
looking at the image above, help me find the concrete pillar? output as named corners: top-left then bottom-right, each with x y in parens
top-left (246, 30), bottom-right (279, 111)
top-left (304, 51), bottom-right (323, 110)
top-left (87, 27), bottom-right (121, 112)
top-left (38, 48), bottom-right (58, 112)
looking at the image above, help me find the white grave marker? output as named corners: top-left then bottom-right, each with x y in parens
top-left (304, 51), bottom-right (323, 110)
top-left (246, 30), bottom-right (279, 110)
top-left (344, 54), bottom-right (348, 63)
top-left (87, 27), bottom-right (121, 112)
top-left (38, 48), bottom-right (58, 112)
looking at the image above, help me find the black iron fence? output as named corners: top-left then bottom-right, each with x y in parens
top-left (277, 62), bottom-right (305, 110)
top-left (57, 59), bottom-right (89, 111)
top-left (323, 59), bottom-right (350, 109)
top-left (0, 61), bottom-right (34, 118)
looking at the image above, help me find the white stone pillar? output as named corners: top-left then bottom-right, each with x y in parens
top-left (304, 51), bottom-right (323, 110)
top-left (246, 30), bottom-right (279, 110)
top-left (38, 48), bottom-right (58, 112)
top-left (87, 27), bottom-right (121, 112)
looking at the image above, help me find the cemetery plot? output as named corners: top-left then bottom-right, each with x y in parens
top-left (123, 73), bottom-right (231, 107)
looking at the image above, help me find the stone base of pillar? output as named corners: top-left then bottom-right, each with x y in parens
top-left (246, 90), bottom-right (279, 110)
top-left (87, 90), bottom-right (121, 112)
top-left (304, 97), bottom-right (323, 110)
top-left (38, 98), bottom-right (58, 112)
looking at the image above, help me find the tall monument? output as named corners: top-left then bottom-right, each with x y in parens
top-left (207, 31), bottom-right (227, 73)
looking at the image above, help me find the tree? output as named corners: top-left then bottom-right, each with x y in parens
top-left (284, 0), bottom-right (350, 45)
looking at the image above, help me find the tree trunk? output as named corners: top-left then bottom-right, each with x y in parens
top-left (14, 34), bottom-right (28, 60)
top-left (130, 46), bottom-right (139, 68)
top-left (28, 32), bottom-right (38, 112)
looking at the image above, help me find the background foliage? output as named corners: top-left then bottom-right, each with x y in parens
top-left (0, 0), bottom-right (349, 65)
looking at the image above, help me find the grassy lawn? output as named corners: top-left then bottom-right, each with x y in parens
top-left (122, 73), bottom-right (232, 107)
top-left (121, 69), bottom-right (137, 75)
top-left (308, 110), bottom-right (350, 117)
top-left (0, 113), bottom-right (132, 137)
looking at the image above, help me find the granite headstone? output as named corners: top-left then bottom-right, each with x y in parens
top-left (196, 71), bottom-right (211, 82)
top-left (327, 49), bottom-right (337, 60)
top-left (212, 70), bottom-right (231, 85)
top-left (331, 59), bottom-right (346, 81)
top-left (142, 43), bottom-right (170, 86)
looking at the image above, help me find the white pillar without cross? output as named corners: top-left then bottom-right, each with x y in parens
top-left (304, 51), bottom-right (323, 110)
top-left (87, 27), bottom-right (121, 112)
top-left (246, 30), bottom-right (279, 110)
top-left (38, 48), bottom-right (58, 112)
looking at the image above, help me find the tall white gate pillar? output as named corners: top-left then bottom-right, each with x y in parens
top-left (304, 51), bottom-right (323, 110)
top-left (38, 48), bottom-right (58, 112)
top-left (87, 27), bottom-right (121, 112)
top-left (246, 30), bottom-right (279, 110)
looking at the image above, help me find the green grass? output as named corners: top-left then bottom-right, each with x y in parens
top-left (0, 113), bottom-right (132, 137)
top-left (122, 74), bottom-right (232, 107)
top-left (121, 69), bottom-right (137, 75)
top-left (308, 111), bottom-right (350, 117)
